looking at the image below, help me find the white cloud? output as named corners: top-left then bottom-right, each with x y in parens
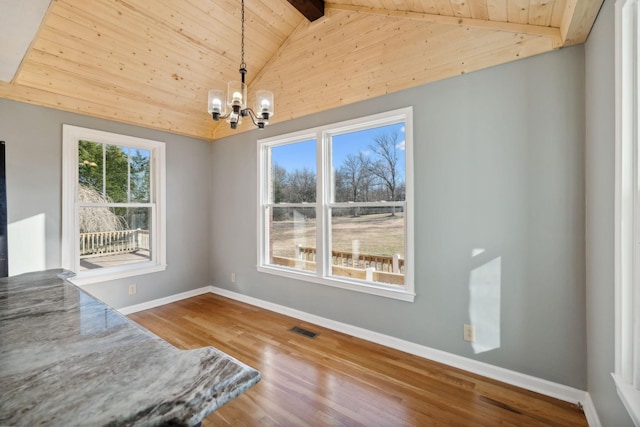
top-left (361, 150), bottom-right (371, 156)
top-left (396, 140), bottom-right (406, 151)
top-left (401, 126), bottom-right (405, 133)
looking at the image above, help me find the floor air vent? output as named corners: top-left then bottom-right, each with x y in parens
top-left (289, 326), bottom-right (319, 339)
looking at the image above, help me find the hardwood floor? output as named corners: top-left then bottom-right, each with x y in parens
top-left (128, 294), bottom-right (588, 426)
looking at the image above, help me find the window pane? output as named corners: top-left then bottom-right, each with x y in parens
top-left (330, 206), bottom-right (405, 286)
top-left (332, 123), bottom-right (406, 203)
top-left (270, 139), bottom-right (316, 203)
top-left (105, 145), bottom-right (130, 203)
top-left (78, 142), bottom-right (151, 204)
top-left (269, 206), bottom-right (316, 272)
top-left (129, 148), bottom-right (151, 203)
top-left (78, 140), bottom-right (104, 201)
top-left (79, 207), bottom-right (151, 270)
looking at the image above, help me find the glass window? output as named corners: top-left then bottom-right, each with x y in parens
top-left (258, 108), bottom-right (414, 301)
top-left (328, 123), bottom-right (406, 287)
top-left (266, 139), bottom-right (317, 272)
top-left (63, 125), bottom-right (166, 284)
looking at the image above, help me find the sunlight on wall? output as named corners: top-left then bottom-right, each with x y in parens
top-left (8, 213), bottom-right (46, 276)
top-left (468, 250), bottom-right (501, 354)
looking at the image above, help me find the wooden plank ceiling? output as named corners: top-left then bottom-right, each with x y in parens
top-left (0, 0), bottom-right (603, 141)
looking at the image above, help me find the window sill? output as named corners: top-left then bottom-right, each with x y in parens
top-left (257, 265), bottom-right (415, 302)
top-left (69, 263), bottom-right (167, 286)
top-left (612, 373), bottom-right (640, 426)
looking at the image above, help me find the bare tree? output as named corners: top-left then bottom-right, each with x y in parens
top-left (338, 152), bottom-right (373, 216)
top-left (333, 169), bottom-right (348, 202)
top-left (286, 168), bottom-right (316, 203)
top-left (368, 132), bottom-right (403, 215)
top-left (271, 164), bottom-right (287, 204)
top-left (340, 153), bottom-right (372, 201)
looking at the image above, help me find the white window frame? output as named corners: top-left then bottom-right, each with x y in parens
top-left (257, 107), bottom-right (414, 302)
top-left (62, 125), bottom-right (166, 285)
top-left (614, 0), bottom-right (640, 424)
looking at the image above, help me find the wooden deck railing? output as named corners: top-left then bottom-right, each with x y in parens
top-left (295, 245), bottom-right (404, 274)
top-left (80, 229), bottom-right (150, 258)
top-left (271, 256), bottom-right (405, 286)
top-left (270, 245), bottom-right (405, 286)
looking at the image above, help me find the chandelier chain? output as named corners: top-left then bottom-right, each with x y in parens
top-left (240, 0), bottom-right (246, 70)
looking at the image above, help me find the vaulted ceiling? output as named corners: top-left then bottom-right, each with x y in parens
top-left (0, 0), bottom-right (603, 141)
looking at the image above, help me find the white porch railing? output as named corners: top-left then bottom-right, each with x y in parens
top-left (80, 229), bottom-right (149, 258)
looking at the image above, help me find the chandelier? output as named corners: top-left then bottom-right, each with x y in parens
top-left (207, 0), bottom-right (274, 129)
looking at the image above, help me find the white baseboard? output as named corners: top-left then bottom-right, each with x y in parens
top-left (117, 286), bottom-right (210, 315)
top-left (209, 286), bottom-right (590, 408)
top-left (119, 284), bottom-right (600, 425)
top-left (582, 392), bottom-right (603, 427)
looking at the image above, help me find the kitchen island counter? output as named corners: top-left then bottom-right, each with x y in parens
top-left (0, 269), bottom-right (260, 426)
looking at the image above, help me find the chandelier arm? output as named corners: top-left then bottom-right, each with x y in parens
top-left (244, 108), bottom-right (260, 126)
top-left (211, 111), bottom-right (233, 121)
top-left (244, 108), bottom-right (269, 129)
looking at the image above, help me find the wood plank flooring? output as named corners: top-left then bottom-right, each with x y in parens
top-left (128, 293), bottom-right (588, 426)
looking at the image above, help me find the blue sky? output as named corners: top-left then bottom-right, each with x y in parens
top-left (272, 123), bottom-right (405, 178)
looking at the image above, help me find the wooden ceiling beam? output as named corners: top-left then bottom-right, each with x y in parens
top-left (559, 0), bottom-right (604, 46)
top-left (286, 0), bottom-right (324, 22)
top-left (325, 3), bottom-right (563, 48)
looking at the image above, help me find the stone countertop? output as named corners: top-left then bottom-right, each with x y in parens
top-left (0, 269), bottom-right (260, 426)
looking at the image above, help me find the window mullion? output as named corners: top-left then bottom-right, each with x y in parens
top-left (150, 149), bottom-right (155, 204)
top-left (330, 201), bottom-right (407, 209)
top-left (74, 201), bottom-right (80, 273)
top-left (127, 147), bottom-right (131, 203)
top-left (268, 203), bottom-right (316, 208)
top-left (102, 143), bottom-right (106, 201)
top-left (150, 203), bottom-right (157, 264)
top-left (634, 0), bottom-right (640, 391)
top-left (78, 202), bottom-right (153, 208)
top-left (258, 145), bottom-right (266, 268)
top-left (317, 130), bottom-right (326, 279)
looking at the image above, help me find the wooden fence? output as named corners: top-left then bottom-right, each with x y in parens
top-left (271, 245), bottom-right (405, 286)
top-left (295, 245), bottom-right (404, 274)
top-left (80, 229), bottom-right (149, 258)
top-left (271, 256), bottom-right (404, 286)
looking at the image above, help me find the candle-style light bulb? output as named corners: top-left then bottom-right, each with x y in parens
top-left (208, 88), bottom-right (226, 120)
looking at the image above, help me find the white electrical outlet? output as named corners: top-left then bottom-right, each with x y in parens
top-left (128, 284), bottom-right (137, 296)
top-left (463, 324), bottom-right (476, 342)
top-left (231, 272), bottom-right (236, 283)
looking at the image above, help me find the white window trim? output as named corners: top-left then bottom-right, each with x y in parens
top-left (257, 107), bottom-right (415, 302)
top-left (613, 0), bottom-right (640, 424)
top-left (62, 125), bottom-right (167, 286)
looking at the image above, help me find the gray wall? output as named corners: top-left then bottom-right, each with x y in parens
top-left (585, 0), bottom-right (634, 425)
top-left (0, 98), bottom-right (212, 309)
top-left (211, 46), bottom-right (588, 389)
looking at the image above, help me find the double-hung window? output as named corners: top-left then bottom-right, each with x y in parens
top-left (62, 125), bottom-right (166, 285)
top-left (614, 0), bottom-right (640, 423)
top-left (258, 107), bottom-right (414, 301)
